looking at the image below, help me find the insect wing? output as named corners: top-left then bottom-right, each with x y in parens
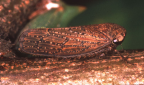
top-left (18, 26), bottom-right (112, 57)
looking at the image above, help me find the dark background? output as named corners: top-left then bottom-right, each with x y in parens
top-left (26, 0), bottom-right (144, 50)
top-left (64, 0), bottom-right (144, 50)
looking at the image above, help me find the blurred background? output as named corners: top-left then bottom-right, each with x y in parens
top-left (64, 0), bottom-right (144, 50)
top-left (23, 0), bottom-right (144, 50)
top-left (1, 0), bottom-right (144, 57)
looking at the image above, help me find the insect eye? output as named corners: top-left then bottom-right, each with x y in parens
top-left (113, 38), bottom-right (118, 43)
top-left (113, 35), bottom-right (124, 45)
top-left (113, 38), bottom-right (121, 45)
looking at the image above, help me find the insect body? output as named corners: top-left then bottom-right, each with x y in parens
top-left (18, 23), bottom-right (126, 58)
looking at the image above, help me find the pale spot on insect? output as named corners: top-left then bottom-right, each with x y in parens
top-left (74, 32), bottom-right (78, 33)
top-left (77, 39), bottom-right (80, 41)
top-left (62, 32), bottom-right (65, 35)
top-left (85, 30), bottom-right (88, 32)
top-left (50, 47), bottom-right (53, 49)
top-left (64, 69), bottom-right (69, 72)
top-left (69, 38), bottom-right (72, 40)
top-left (84, 34), bottom-right (87, 36)
top-left (48, 52), bottom-right (52, 54)
top-left (63, 37), bottom-right (67, 39)
top-left (68, 34), bottom-right (71, 35)
top-left (69, 30), bottom-right (73, 33)
top-left (57, 44), bottom-right (61, 46)
top-left (64, 33), bottom-right (68, 35)
top-left (64, 28), bottom-right (69, 30)
top-left (37, 47), bottom-right (39, 49)
top-left (50, 42), bottom-right (53, 44)
top-left (54, 31), bottom-right (58, 34)
top-left (57, 35), bottom-right (60, 37)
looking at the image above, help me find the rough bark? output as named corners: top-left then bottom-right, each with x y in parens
top-left (0, 50), bottom-right (144, 84)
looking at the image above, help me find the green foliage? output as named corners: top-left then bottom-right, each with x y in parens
top-left (24, 0), bottom-right (144, 50)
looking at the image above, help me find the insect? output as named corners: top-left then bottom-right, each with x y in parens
top-left (18, 23), bottom-right (126, 59)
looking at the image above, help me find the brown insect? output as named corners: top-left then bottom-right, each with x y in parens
top-left (18, 23), bottom-right (126, 59)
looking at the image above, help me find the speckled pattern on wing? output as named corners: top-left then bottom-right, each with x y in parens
top-left (18, 23), bottom-right (126, 58)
